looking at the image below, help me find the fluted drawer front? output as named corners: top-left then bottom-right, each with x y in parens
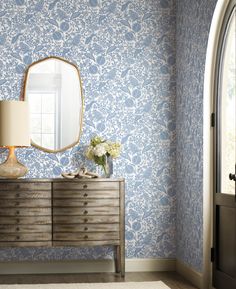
top-left (0, 216), bottom-right (51, 225)
top-left (0, 241), bottom-right (52, 247)
top-left (53, 240), bottom-right (119, 246)
top-left (0, 183), bottom-right (51, 191)
top-left (53, 215), bottom-right (119, 224)
top-left (0, 191), bottom-right (51, 199)
top-left (53, 199), bottom-right (119, 207)
top-left (0, 199), bottom-right (51, 208)
top-left (53, 232), bottom-right (119, 241)
top-left (54, 224), bottom-right (119, 233)
top-left (0, 208), bottom-right (51, 216)
top-left (0, 233), bottom-right (51, 241)
top-left (53, 190), bottom-right (119, 199)
top-left (53, 182), bottom-right (119, 191)
top-left (53, 207), bottom-right (119, 216)
top-left (0, 225), bottom-right (51, 233)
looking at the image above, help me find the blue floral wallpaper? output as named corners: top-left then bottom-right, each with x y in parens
top-left (0, 0), bottom-right (176, 261)
top-left (176, 0), bottom-right (217, 272)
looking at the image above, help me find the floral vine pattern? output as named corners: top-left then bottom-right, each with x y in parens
top-left (176, 0), bottom-right (217, 272)
top-left (0, 0), bottom-right (176, 261)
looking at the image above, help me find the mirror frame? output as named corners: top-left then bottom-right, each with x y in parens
top-left (22, 56), bottom-right (84, 153)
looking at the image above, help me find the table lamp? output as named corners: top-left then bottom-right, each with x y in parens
top-left (0, 100), bottom-right (30, 179)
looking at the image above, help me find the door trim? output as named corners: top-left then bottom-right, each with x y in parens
top-left (203, 0), bottom-right (232, 288)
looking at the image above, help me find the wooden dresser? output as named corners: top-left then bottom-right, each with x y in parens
top-left (0, 178), bottom-right (125, 276)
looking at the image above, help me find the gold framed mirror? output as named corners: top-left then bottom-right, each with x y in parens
top-left (22, 56), bottom-right (83, 153)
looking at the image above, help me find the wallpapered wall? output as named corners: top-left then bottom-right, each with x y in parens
top-left (0, 0), bottom-right (176, 261)
top-left (176, 0), bottom-right (217, 272)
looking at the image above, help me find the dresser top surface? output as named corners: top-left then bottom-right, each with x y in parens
top-left (0, 178), bottom-right (124, 183)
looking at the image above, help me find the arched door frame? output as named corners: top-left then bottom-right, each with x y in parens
top-left (203, 0), bottom-right (233, 288)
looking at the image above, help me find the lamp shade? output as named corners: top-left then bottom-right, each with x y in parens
top-left (0, 100), bottom-right (30, 147)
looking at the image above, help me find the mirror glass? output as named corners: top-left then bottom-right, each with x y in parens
top-left (23, 57), bottom-right (83, 152)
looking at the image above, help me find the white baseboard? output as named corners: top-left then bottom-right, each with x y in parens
top-left (0, 258), bottom-right (176, 275)
top-left (126, 258), bottom-right (176, 272)
top-left (176, 259), bottom-right (203, 289)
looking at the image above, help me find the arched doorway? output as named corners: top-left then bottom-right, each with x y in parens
top-left (204, 0), bottom-right (235, 288)
top-left (212, 1), bottom-right (235, 287)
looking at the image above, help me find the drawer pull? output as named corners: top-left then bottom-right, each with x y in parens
top-left (84, 202), bottom-right (88, 206)
top-left (16, 193), bottom-right (20, 198)
top-left (16, 227), bottom-right (20, 231)
top-left (16, 211), bottom-right (20, 215)
top-left (83, 193), bottom-right (88, 197)
top-left (84, 227), bottom-right (88, 231)
top-left (83, 184), bottom-right (88, 189)
top-left (84, 218), bottom-right (88, 223)
top-left (84, 235), bottom-right (88, 239)
top-left (16, 236), bottom-right (20, 240)
top-left (16, 219), bottom-right (20, 224)
top-left (83, 210), bottom-right (88, 215)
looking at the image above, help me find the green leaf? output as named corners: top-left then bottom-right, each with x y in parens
top-left (94, 155), bottom-right (106, 166)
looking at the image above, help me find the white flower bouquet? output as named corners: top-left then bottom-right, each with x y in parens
top-left (85, 136), bottom-right (121, 177)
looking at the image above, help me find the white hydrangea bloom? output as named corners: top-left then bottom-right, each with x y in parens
top-left (93, 143), bottom-right (107, 157)
top-left (107, 142), bottom-right (121, 158)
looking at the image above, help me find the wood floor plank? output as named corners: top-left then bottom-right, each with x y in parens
top-left (0, 272), bottom-right (197, 289)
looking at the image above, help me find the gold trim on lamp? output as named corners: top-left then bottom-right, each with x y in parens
top-left (0, 101), bottom-right (30, 179)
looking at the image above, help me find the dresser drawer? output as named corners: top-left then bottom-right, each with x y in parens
top-left (53, 224), bottom-right (119, 233)
top-left (0, 216), bottom-right (51, 225)
top-left (0, 199), bottom-right (51, 208)
top-left (53, 190), bottom-right (119, 199)
top-left (0, 191), bottom-right (51, 199)
top-left (0, 224), bottom-right (51, 233)
top-left (0, 208), bottom-right (51, 216)
top-left (0, 183), bottom-right (51, 191)
top-left (53, 182), bottom-right (119, 191)
top-left (53, 240), bottom-right (119, 246)
top-left (53, 207), bottom-right (119, 216)
top-left (0, 232), bottom-right (51, 241)
top-left (53, 215), bottom-right (119, 224)
top-left (53, 199), bottom-right (119, 208)
top-left (0, 241), bottom-right (52, 247)
top-left (53, 232), bottom-right (119, 241)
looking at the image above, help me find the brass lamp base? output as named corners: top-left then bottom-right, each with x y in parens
top-left (0, 147), bottom-right (28, 179)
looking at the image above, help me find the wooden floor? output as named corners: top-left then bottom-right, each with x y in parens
top-left (0, 272), bottom-right (198, 289)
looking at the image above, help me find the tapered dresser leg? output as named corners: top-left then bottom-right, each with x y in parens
top-left (114, 245), bottom-right (121, 273)
top-left (114, 245), bottom-right (125, 276)
top-left (120, 243), bottom-right (125, 277)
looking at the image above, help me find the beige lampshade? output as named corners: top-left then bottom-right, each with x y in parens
top-left (0, 100), bottom-right (30, 147)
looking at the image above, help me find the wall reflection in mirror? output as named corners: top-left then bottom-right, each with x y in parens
top-left (23, 57), bottom-right (83, 152)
